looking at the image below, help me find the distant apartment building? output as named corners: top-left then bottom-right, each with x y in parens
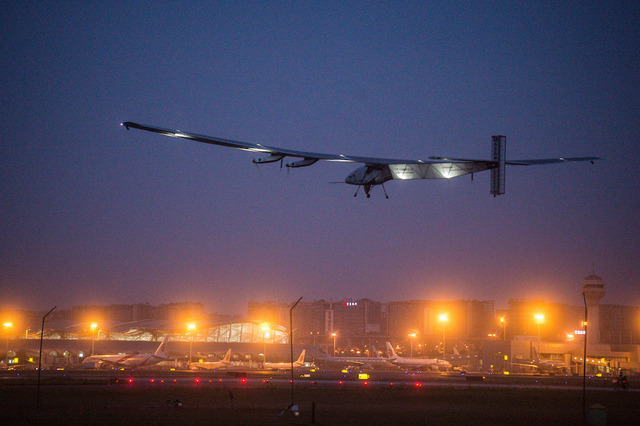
top-left (504, 301), bottom-right (640, 345)
top-left (248, 299), bottom-right (387, 346)
top-left (504, 299), bottom-right (584, 341)
top-left (387, 299), bottom-right (495, 342)
top-left (598, 304), bottom-right (640, 345)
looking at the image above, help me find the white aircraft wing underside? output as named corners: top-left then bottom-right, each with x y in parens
top-left (122, 122), bottom-right (449, 166)
top-left (389, 161), bottom-right (494, 180)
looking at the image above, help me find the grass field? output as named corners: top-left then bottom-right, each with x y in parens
top-left (1, 380), bottom-right (637, 425)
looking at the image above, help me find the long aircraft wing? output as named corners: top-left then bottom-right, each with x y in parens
top-left (122, 121), bottom-right (599, 167)
top-left (122, 122), bottom-right (451, 166)
top-left (429, 156), bottom-right (600, 165)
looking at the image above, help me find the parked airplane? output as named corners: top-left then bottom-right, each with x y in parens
top-left (263, 350), bottom-right (308, 370)
top-left (314, 346), bottom-right (396, 370)
top-left (83, 336), bottom-right (169, 369)
top-left (189, 349), bottom-right (232, 370)
top-left (511, 346), bottom-right (568, 374)
top-left (447, 346), bottom-right (476, 372)
top-left (385, 342), bottom-right (451, 371)
top-left (122, 122), bottom-right (599, 198)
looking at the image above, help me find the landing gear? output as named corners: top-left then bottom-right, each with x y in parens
top-left (353, 184), bottom-right (388, 199)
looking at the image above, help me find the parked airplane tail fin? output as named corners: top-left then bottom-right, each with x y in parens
top-left (222, 349), bottom-right (232, 363)
top-left (371, 345), bottom-right (381, 358)
top-left (154, 336), bottom-right (169, 356)
top-left (490, 135), bottom-right (506, 196)
top-left (385, 342), bottom-right (398, 359)
top-left (296, 350), bottom-right (306, 364)
top-left (532, 346), bottom-right (540, 363)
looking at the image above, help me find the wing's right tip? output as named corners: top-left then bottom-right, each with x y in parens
top-left (120, 122), bottom-right (130, 130)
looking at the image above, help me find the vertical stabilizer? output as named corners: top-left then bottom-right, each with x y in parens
top-left (385, 342), bottom-right (398, 359)
top-left (371, 345), bottom-right (381, 358)
top-left (490, 135), bottom-right (506, 196)
top-left (154, 336), bottom-right (169, 356)
top-left (532, 346), bottom-right (540, 363)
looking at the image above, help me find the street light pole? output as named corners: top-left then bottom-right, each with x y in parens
top-left (37, 306), bottom-right (56, 409)
top-left (582, 293), bottom-right (588, 421)
top-left (261, 324), bottom-right (269, 365)
top-left (534, 314), bottom-right (544, 353)
top-left (439, 314), bottom-right (448, 357)
top-left (287, 296), bottom-right (302, 414)
top-left (442, 324), bottom-right (446, 357)
top-left (3, 322), bottom-right (13, 365)
top-left (90, 323), bottom-right (97, 356)
top-left (187, 323), bottom-right (196, 368)
top-left (408, 332), bottom-right (416, 357)
top-left (331, 332), bottom-right (337, 357)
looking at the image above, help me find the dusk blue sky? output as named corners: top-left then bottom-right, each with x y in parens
top-left (2, 1), bottom-right (639, 315)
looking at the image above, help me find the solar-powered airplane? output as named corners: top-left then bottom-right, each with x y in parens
top-left (122, 122), bottom-right (599, 198)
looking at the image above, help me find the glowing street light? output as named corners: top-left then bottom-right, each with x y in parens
top-left (331, 332), bottom-right (337, 357)
top-left (90, 323), bottom-right (98, 355)
top-left (439, 314), bottom-right (448, 357)
top-left (408, 332), bottom-right (417, 358)
top-left (499, 316), bottom-right (506, 340)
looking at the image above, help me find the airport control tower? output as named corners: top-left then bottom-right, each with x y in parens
top-left (582, 273), bottom-right (605, 344)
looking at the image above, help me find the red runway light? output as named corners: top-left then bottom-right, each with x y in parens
top-left (415, 382), bottom-right (422, 387)
top-left (195, 378), bottom-right (200, 384)
top-left (150, 379), bottom-right (155, 383)
top-left (173, 379), bottom-right (177, 383)
top-left (160, 380), bottom-right (164, 383)
top-left (128, 378), bottom-right (133, 384)
top-left (241, 378), bottom-right (247, 384)
top-left (338, 381), bottom-right (343, 385)
top-left (218, 379), bottom-right (222, 383)
top-left (363, 381), bottom-right (369, 386)
top-left (390, 382), bottom-right (394, 386)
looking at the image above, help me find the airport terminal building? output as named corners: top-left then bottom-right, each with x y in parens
top-left (2, 274), bottom-right (639, 374)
